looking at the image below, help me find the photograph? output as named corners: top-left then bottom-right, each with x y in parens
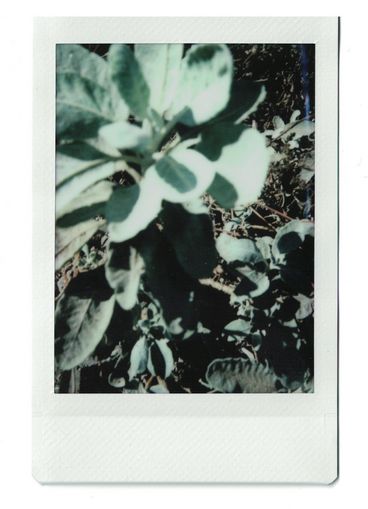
top-left (54, 42), bottom-right (315, 394)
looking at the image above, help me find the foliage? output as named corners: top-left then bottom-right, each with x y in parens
top-left (55, 43), bottom-right (314, 394)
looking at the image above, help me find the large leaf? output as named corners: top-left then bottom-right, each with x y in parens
top-left (57, 180), bottom-right (113, 227)
top-left (149, 145), bottom-right (215, 203)
top-left (197, 124), bottom-right (269, 207)
top-left (56, 157), bottom-right (115, 215)
top-left (206, 357), bottom-right (277, 393)
top-left (168, 44), bottom-right (233, 125)
top-left (135, 44), bottom-right (183, 115)
top-left (55, 268), bottom-right (115, 370)
top-left (108, 44), bottom-right (150, 119)
top-left (161, 202), bottom-right (218, 279)
top-left (105, 242), bottom-right (145, 310)
top-left (106, 178), bottom-right (162, 243)
top-left (56, 72), bottom-right (114, 141)
top-left (56, 44), bottom-right (128, 125)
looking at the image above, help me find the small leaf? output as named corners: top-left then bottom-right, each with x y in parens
top-left (135, 44), bottom-right (183, 115)
top-left (105, 242), bottom-right (145, 310)
top-left (147, 339), bottom-right (174, 379)
top-left (128, 337), bottom-right (149, 380)
top-left (272, 220), bottom-right (314, 263)
top-left (108, 44), bottom-right (150, 119)
top-left (55, 268), bottom-right (115, 370)
top-left (223, 319), bottom-right (252, 342)
top-left (216, 233), bottom-right (264, 265)
top-left (168, 44), bottom-right (233, 125)
top-left (206, 357), bottom-right (277, 393)
top-left (161, 202), bottom-right (218, 279)
top-left (99, 121), bottom-right (151, 150)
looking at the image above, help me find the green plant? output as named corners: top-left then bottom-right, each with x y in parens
top-left (54, 43), bottom-right (314, 393)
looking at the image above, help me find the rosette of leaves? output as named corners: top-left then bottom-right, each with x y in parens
top-left (55, 43), bottom-right (270, 374)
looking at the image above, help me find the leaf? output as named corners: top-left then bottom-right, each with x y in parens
top-left (56, 157), bottom-right (115, 215)
top-left (223, 319), bottom-right (252, 342)
top-left (106, 177), bottom-right (162, 243)
top-left (108, 44), bottom-right (150, 119)
top-left (55, 268), bottom-right (115, 370)
top-left (149, 146), bottom-right (215, 203)
top-left (105, 242), bottom-right (145, 310)
top-left (272, 220), bottom-right (314, 264)
top-left (161, 202), bottom-right (218, 279)
top-left (155, 155), bottom-right (196, 193)
top-left (55, 218), bottom-right (104, 271)
top-left (216, 233), bottom-right (263, 265)
top-left (206, 358), bottom-right (277, 393)
top-left (168, 44), bottom-right (233, 125)
top-left (196, 124), bottom-right (269, 207)
top-left (57, 180), bottom-right (113, 227)
top-left (135, 44), bottom-right (183, 115)
top-left (234, 269), bottom-right (270, 298)
top-left (214, 80), bottom-right (266, 124)
top-left (132, 225), bottom-right (199, 329)
top-left (207, 174), bottom-right (238, 209)
top-left (56, 72), bottom-right (114, 141)
top-left (147, 339), bottom-right (174, 379)
top-left (56, 44), bottom-right (128, 123)
top-left (99, 120), bottom-right (151, 150)
top-left (128, 337), bottom-right (149, 380)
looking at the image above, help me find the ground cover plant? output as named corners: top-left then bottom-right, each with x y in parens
top-left (55, 43), bottom-right (315, 393)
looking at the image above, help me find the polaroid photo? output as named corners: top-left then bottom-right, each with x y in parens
top-left (33, 17), bottom-right (338, 483)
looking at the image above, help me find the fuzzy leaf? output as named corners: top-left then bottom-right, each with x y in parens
top-left (135, 44), bottom-right (183, 115)
top-left (149, 146), bottom-right (215, 203)
top-left (99, 120), bottom-right (151, 150)
top-left (106, 177), bottom-right (162, 243)
top-left (55, 268), bottom-right (115, 370)
top-left (168, 44), bottom-right (233, 125)
top-left (108, 44), bottom-right (150, 119)
top-left (206, 358), bottom-right (277, 393)
top-left (105, 243), bottom-right (145, 310)
top-left (197, 124), bottom-right (269, 207)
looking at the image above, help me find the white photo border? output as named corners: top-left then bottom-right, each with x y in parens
top-left (33, 16), bottom-right (338, 483)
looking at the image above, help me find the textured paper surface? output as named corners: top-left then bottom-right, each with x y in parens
top-left (33, 16), bottom-right (338, 483)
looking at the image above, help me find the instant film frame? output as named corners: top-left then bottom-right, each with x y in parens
top-left (33, 17), bottom-right (338, 483)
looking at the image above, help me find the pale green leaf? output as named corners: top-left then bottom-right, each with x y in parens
top-left (206, 358), bottom-right (277, 393)
top-left (149, 146), bottom-right (215, 203)
top-left (135, 44), bottom-right (183, 115)
top-left (107, 174), bottom-right (162, 243)
top-left (168, 44), bottom-right (233, 125)
top-left (105, 243), bottom-right (145, 310)
top-left (108, 44), bottom-right (150, 119)
top-left (99, 120), bottom-right (151, 150)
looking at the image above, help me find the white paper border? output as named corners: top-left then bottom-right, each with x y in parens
top-left (33, 17), bottom-right (338, 483)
